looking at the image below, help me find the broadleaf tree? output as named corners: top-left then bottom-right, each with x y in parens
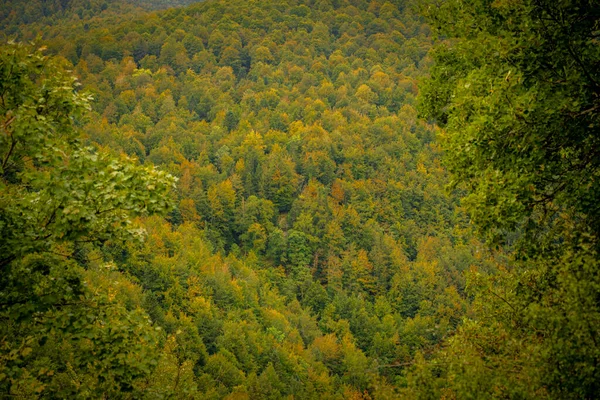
top-left (0, 42), bottom-right (176, 397)
top-left (408, 0), bottom-right (600, 398)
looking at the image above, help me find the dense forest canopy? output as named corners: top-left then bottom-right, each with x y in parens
top-left (1, 0), bottom-right (598, 398)
top-left (0, 0), bottom-right (203, 32)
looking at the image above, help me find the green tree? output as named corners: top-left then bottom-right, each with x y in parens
top-left (224, 109), bottom-right (239, 132)
top-left (412, 0), bottom-right (600, 397)
top-left (0, 42), bottom-right (175, 397)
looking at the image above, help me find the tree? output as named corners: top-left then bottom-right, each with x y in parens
top-left (420, 0), bottom-right (600, 247)
top-left (224, 109), bottom-right (239, 132)
top-left (0, 42), bottom-right (175, 397)
top-left (412, 0), bottom-right (600, 397)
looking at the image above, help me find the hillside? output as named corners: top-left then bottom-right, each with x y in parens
top-left (0, 0), bottom-right (203, 36)
top-left (8, 0), bottom-right (596, 398)
top-left (0, 0), bottom-right (490, 397)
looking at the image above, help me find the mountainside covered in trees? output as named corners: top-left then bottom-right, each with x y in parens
top-left (2, 0), bottom-right (488, 397)
top-left (0, 0), bottom-right (202, 35)
top-left (2, 0), bottom-right (597, 398)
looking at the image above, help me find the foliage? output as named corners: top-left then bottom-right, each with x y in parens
top-left (0, 0), bottom-right (201, 35)
top-left (409, 0), bottom-right (600, 397)
top-left (0, 42), bottom-right (175, 397)
top-left (0, 0), bottom-right (503, 398)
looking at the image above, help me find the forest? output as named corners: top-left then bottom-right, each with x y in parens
top-left (0, 0), bottom-right (598, 398)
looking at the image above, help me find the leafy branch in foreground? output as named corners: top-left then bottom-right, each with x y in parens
top-left (0, 42), bottom-right (175, 397)
top-left (407, 0), bottom-right (600, 398)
